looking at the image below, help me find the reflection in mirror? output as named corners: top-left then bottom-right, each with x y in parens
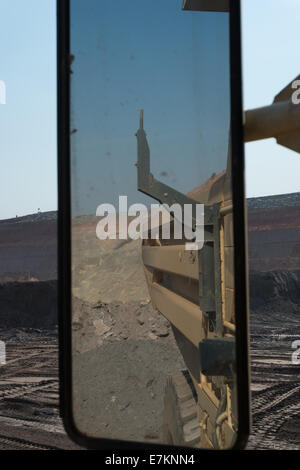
top-left (70, 0), bottom-right (237, 448)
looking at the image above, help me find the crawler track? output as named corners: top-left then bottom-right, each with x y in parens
top-left (247, 382), bottom-right (300, 450)
top-left (0, 434), bottom-right (61, 451)
top-left (246, 323), bottom-right (300, 450)
top-left (0, 334), bottom-right (81, 450)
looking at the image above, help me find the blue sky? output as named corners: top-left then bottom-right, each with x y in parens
top-left (242, 0), bottom-right (300, 197)
top-left (0, 0), bottom-right (299, 219)
top-left (0, 0), bottom-right (56, 219)
top-left (70, 0), bottom-right (230, 215)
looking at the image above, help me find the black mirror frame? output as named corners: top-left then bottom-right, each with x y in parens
top-left (57, 0), bottom-right (250, 451)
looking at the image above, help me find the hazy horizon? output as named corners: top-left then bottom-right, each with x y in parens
top-left (0, 0), bottom-right (300, 219)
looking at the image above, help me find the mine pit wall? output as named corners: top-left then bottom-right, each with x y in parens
top-left (248, 205), bottom-right (300, 273)
top-left (247, 202), bottom-right (300, 312)
top-left (249, 270), bottom-right (300, 311)
top-left (1, 270), bottom-right (300, 330)
top-left (249, 228), bottom-right (300, 272)
top-left (0, 195), bottom-right (300, 329)
top-left (0, 280), bottom-right (58, 329)
top-left (0, 214), bottom-right (57, 282)
top-left (247, 194), bottom-right (300, 273)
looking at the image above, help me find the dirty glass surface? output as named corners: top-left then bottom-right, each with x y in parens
top-left (70, 0), bottom-right (237, 448)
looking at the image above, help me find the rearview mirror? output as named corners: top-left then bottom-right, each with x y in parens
top-left (57, 0), bottom-right (250, 450)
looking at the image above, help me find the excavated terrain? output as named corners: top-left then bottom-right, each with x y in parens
top-left (0, 194), bottom-right (300, 449)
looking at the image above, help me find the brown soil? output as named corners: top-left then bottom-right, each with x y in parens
top-left (72, 297), bottom-right (175, 355)
top-left (1, 196), bottom-right (300, 449)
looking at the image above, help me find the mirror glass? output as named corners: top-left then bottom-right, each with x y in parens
top-left (70, 0), bottom-right (238, 448)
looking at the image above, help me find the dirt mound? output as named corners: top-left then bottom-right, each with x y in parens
top-left (72, 297), bottom-right (175, 355)
top-left (0, 281), bottom-right (57, 328)
top-left (73, 339), bottom-right (185, 442)
top-left (71, 214), bottom-right (149, 303)
top-left (249, 270), bottom-right (300, 311)
top-left (247, 192), bottom-right (300, 210)
top-left (1, 269), bottom-right (299, 333)
top-left (71, 294), bottom-right (186, 442)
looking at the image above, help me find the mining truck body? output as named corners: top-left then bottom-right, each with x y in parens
top-left (136, 110), bottom-right (236, 448)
